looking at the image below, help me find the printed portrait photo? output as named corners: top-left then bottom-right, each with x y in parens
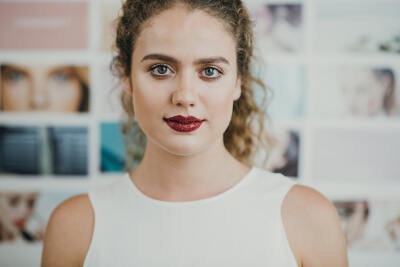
top-left (0, 125), bottom-right (88, 176)
top-left (0, 64), bottom-right (90, 113)
top-left (249, 2), bottom-right (304, 54)
top-left (334, 200), bottom-right (400, 251)
top-left (0, 191), bottom-right (81, 243)
top-left (254, 126), bottom-right (301, 179)
top-left (312, 65), bottom-right (400, 118)
top-left (0, 1), bottom-right (88, 50)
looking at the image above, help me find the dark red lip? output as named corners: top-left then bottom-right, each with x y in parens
top-left (163, 115), bottom-right (205, 133)
top-left (164, 115), bottom-right (204, 123)
top-left (13, 218), bottom-right (26, 229)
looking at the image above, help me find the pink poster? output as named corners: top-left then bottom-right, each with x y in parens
top-left (0, 1), bottom-right (88, 50)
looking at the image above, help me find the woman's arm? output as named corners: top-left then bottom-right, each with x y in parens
top-left (41, 194), bottom-right (94, 267)
top-left (282, 185), bottom-right (349, 267)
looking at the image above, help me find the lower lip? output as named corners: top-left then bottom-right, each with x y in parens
top-left (164, 119), bottom-right (204, 133)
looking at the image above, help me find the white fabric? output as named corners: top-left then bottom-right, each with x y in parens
top-left (83, 166), bottom-right (299, 267)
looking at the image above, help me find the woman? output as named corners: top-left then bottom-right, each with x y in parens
top-left (340, 67), bottom-right (396, 117)
top-left (42, 1), bottom-right (348, 266)
top-left (0, 64), bottom-right (89, 112)
top-left (0, 192), bottom-right (43, 242)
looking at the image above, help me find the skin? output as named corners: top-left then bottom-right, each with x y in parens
top-left (41, 5), bottom-right (348, 267)
top-left (1, 64), bottom-right (82, 112)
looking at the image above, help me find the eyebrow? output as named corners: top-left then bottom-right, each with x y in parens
top-left (141, 54), bottom-right (230, 65)
top-left (2, 65), bottom-right (29, 75)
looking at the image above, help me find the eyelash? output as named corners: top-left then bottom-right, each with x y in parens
top-left (148, 64), bottom-right (223, 80)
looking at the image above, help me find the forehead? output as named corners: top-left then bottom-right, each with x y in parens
top-left (134, 6), bottom-right (236, 61)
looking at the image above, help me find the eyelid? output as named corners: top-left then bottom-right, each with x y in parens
top-left (148, 63), bottom-right (175, 75)
top-left (203, 64), bottom-right (223, 73)
top-left (5, 69), bottom-right (28, 81)
top-left (200, 65), bottom-right (224, 80)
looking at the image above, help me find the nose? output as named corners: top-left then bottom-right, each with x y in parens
top-left (171, 71), bottom-right (197, 108)
top-left (30, 77), bottom-right (48, 110)
top-left (15, 201), bottom-right (27, 217)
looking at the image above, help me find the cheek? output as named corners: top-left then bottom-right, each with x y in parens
top-left (24, 205), bottom-right (33, 218)
top-left (200, 84), bottom-right (235, 128)
top-left (132, 79), bottom-right (170, 128)
top-left (370, 87), bottom-right (386, 101)
top-left (1, 81), bottom-right (30, 108)
top-left (4, 205), bottom-right (20, 220)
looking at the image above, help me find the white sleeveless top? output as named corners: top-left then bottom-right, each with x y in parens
top-left (83, 166), bottom-right (299, 267)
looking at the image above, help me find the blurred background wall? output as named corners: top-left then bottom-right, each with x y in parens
top-left (0, 0), bottom-right (399, 266)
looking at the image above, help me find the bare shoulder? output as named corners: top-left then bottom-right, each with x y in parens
top-left (41, 194), bottom-right (94, 267)
top-left (281, 184), bottom-right (349, 267)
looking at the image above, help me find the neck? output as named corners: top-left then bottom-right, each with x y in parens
top-left (129, 137), bottom-right (250, 201)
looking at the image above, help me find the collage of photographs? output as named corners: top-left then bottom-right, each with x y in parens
top-left (0, 0), bottom-right (399, 266)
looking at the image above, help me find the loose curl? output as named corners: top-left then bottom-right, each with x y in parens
top-left (111, 0), bottom-right (272, 170)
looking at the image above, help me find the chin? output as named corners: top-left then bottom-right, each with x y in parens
top-left (162, 141), bottom-right (205, 157)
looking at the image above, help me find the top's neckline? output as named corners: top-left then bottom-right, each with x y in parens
top-left (125, 166), bottom-right (257, 207)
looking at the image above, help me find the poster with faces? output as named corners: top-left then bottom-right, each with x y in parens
top-left (0, 63), bottom-right (90, 113)
top-left (248, 2), bottom-right (304, 54)
top-left (0, 0), bottom-right (399, 266)
top-left (314, 0), bottom-right (400, 54)
top-left (334, 200), bottom-right (400, 251)
top-left (311, 64), bottom-right (400, 118)
top-left (0, 1), bottom-right (88, 50)
top-left (254, 126), bottom-right (301, 179)
top-left (0, 191), bottom-right (81, 243)
top-left (0, 125), bottom-right (88, 176)
top-left (266, 127), bottom-right (300, 178)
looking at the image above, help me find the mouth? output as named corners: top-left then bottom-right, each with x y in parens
top-left (163, 115), bottom-right (205, 132)
top-left (13, 218), bottom-right (26, 229)
top-left (164, 115), bottom-right (204, 123)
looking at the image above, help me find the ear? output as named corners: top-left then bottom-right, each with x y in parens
top-left (233, 77), bottom-right (241, 101)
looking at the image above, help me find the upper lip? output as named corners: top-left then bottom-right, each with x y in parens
top-left (13, 218), bottom-right (26, 229)
top-left (164, 115), bottom-right (204, 123)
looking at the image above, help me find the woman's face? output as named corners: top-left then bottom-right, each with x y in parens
top-left (341, 69), bottom-right (389, 116)
top-left (335, 201), bottom-right (368, 244)
top-left (1, 64), bottom-right (83, 112)
top-left (0, 193), bottom-right (36, 232)
top-left (128, 6), bottom-right (241, 156)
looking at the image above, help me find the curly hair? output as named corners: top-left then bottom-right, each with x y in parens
top-left (111, 0), bottom-right (271, 170)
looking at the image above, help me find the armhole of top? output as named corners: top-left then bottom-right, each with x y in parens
top-left (279, 179), bottom-right (300, 267)
top-left (82, 189), bottom-right (99, 267)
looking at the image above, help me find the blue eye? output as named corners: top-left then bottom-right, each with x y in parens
top-left (150, 64), bottom-right (173, 76)
top-left (6, 71), bottom-right (25, 82)
top-left (52, 72), bottom-right (70, 82)
top-left (202, 67), bottom-right (222, 79)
